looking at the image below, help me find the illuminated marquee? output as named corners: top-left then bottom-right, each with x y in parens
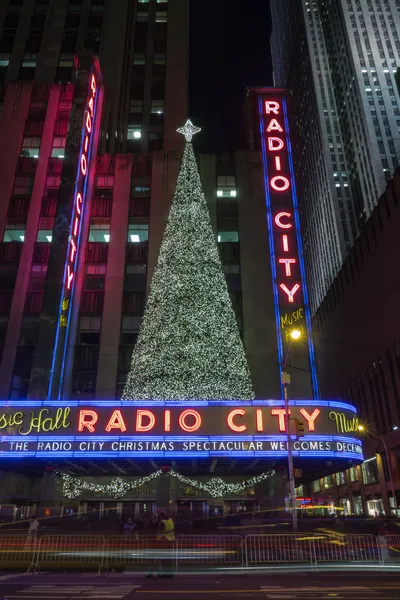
top-left (257, 89), bottom-right (319, 397)
top-left (0, 400), bottom-right (363, 461)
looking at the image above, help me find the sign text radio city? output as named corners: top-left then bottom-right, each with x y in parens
top-left (59, 72), bottom-right (98, 329)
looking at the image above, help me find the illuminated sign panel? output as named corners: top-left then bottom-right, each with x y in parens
top-left (48, 57), bottom-right (102, 400)
top-left (0, 401), bottom-right (363, 461)
top-left (256, 89), bottom-right (319, 399)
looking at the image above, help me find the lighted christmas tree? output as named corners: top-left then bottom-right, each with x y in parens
top-left (122, 120), bottom-right (254, 400)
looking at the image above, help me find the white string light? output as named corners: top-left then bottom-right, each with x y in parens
top-left (60, 469), bottom-right (274, 499)
top-left (60, 470), bottom-right (162, 499)
top-left (121, 132), bottom-right (254, 400)
top-left (169, 470), bottom-right (274, 498)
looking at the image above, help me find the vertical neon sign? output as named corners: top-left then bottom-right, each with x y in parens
top-left (49, 65), bottom-right (100, 400)
top-left (257, 90), bottom-right (319, 400)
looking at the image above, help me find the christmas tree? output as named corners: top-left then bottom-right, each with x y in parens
top-left (122, 120), bottom-right (254, 400)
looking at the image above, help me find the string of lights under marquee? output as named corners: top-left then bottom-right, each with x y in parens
top-left (59, 469), bottom-right (274, 499)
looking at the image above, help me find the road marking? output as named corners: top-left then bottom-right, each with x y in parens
top-left (0, 573), bottom-right (29, 581)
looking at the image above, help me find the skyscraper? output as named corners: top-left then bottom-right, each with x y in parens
top-left (0, 0), bottom-right (189, 400)
top-left (0, 0), bottom-right (188, 154)
top-left (270, 0), bottom-right (400, 312)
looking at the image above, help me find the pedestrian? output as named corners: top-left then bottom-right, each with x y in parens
top-left (27, 518), bottom-right (39, 538)
top-left (123, 517), bottom-right (137, 537)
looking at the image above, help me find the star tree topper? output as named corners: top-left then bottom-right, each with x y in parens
top-left (177, 119), bottom-right (201, 142)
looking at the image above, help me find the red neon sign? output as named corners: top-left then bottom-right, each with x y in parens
top-left (75, 407), bottom-right (322, 434)
top-left (263, 99), bottom-right (301, 307)
top-left (59, 73), bottom-right (98, 328)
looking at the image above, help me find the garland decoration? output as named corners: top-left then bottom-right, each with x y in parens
top-left (60, 470), bottom-right (162, 499)
top-left (169, 470), bottom-right (274, 498)
top-left (59, 469), bottom-right (274, 499)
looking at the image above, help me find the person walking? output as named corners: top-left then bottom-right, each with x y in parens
top-left (123, 518), bottom-right (137, 537)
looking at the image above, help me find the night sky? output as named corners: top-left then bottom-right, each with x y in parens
top-left (189, 0), bottom-right (273, 153)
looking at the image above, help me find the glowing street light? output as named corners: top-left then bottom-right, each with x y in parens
top-left (282, 328), bottom-right (302, 532)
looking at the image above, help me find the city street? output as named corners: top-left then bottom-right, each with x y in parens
top-left (0, 573), bottom-right (400, 600)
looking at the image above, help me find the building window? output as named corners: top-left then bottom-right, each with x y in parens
top-left (154, 53), bottom-right (166, 65)
top-left (89, 219), bottom-right (110, 243)
top-left (349, 466), bottom-right (359, 482)
top-left (3, 227), bottom-right (25, 242)
top-left (155, 12), bottom-right (167, 22)
top-left (312, 480), bottom-right (321, 492)
top-left (127, 127), bottom-right (141, 140)
top-left (151, 100), bottom-right (164, 114)
top-left (130, 100), bottom-right (143, 113)
top-left (217, 231), bottom-right (239, 243)
top-left (36, 229), bottom-right (52, 242)
top-left (133, 54), bottom-right (145, 65)
top-left (21, 136), bottom-right (41, 158)
top-left (335, 472), bottom-right (346, 485)
top-left (128, 223), bottom-right (148, 242)
top-left (362, 457), bottom-right (379, 484)
top-left (51, 148), bottom-right (65, 158)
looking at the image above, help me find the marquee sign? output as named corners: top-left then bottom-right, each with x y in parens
top-left (0, 400), bottom-right (363, 461)
top-left (254, 88), bottom-right (319, 399)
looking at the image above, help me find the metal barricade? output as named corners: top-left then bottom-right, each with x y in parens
top-left (245, 534), bottom-right (312, 565)
top-left (381, 535), bottom-right (400, 563)
top-left (311, 534), bottom-right (381, 563)
top-left (176, 535), bottom-right (243, 569)
top-left (0, 535), bottom-right (38, 572)
top-left (105, 535), bottom-right (149, 571)
top-left (35, 535), bottom-right (106, 573)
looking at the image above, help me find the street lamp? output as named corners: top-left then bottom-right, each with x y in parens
top-left (358, 424), bottom-right (398, 517)
top-left (282, 328), bottom-right (302, 532)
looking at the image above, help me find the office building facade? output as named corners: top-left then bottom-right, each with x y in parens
top-left (311, 167), bottom-right (400, 516)
top-left (270, 0), bottom-right (400, 312)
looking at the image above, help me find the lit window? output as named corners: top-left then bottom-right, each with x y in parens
top-left (36, 230), bottom-right (53, 243)
top-left (22, 60), bottom-right (36, 68)
top-left (128, 223), bottom-right (149, 242)
top-left (3, 228), bottom-right (26, 242)
top-left (51, 148), bottom-right (65, 158)
top-left (21, 136), bottom-right (41, 158)
top-left (89, 220), bottom-right (111, 242)
top-left (133, 54), bottom-right (145, 65)
top-left (230, 190), bottom-right (237, 197)
top-left (127, 127), bottom-right (142, 140)
top-left (0, 60), bottom-right (9, 67)
top-left (151, 100), bottom-right (164, 114)
top-left (217, 190), bottom-right (223, 197)
top-left (217, 231), bottom-right (239, 243)
top-left (155, 12), bottom-right (167, 22)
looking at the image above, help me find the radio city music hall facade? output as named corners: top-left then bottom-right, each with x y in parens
top-left (0, 50), bottom-right (362, 520)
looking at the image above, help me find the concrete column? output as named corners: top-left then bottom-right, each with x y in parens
top-left (35, 0), bottom-right (69, 84)
top-left (6, 0), bottom-right (35, 83)
top-left (0, 82), bottom-right (33, 235)
top-left (376, 452), bottom-right (391, 516)
top-left (155, 473), bottom-right (171, 513)
top-left (140, 0), bottom-right (156, 156)
top-left (147, 150), bottom-right (180, 285)
top-left (164, 0), bottom-right (188, 152)
top-left (0, 85), bottom-right (60, 398)
top-left (39, 470), bottom-right (61, 516)
top-left (235, 150), bottom-right (281, 398)
top-left (96, 154), bottom-right (132, 399)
